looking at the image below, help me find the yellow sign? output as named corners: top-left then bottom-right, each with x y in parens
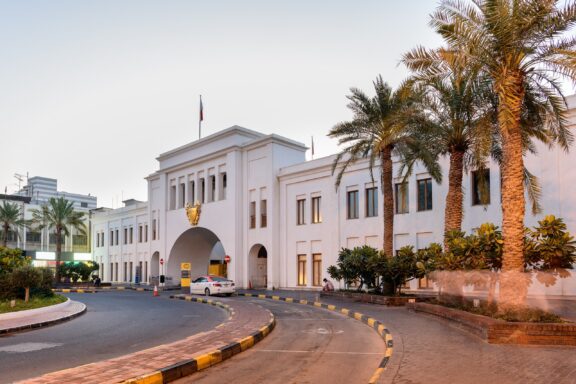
top-left (181, 262), bottom-right (191, 287)
top-left (185, 201), bottom-right (201, 226)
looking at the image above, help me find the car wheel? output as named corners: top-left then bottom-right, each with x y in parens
top-left (205, 288), bottom-right (211, 296)
top-left (225, 293), bottom-right (232, 297)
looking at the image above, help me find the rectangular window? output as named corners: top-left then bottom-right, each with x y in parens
top-left (138, 225), bottom-right (142, 243)
top-left (129, 227), bottom-right (133, 244)
top-left (152, 220), bottom-right (157, 240)
top-left (260, 200), bottom-right (267, 228)
top-left (144, 261), bottom-right (148, 283)
top-left (297, 199), bottom-right (305, 225)
top-left (115, 229), bottom-right (119, 245)
top-left (220, 173), bottom-right (227, 200)
top-left (472, 169), bottom-right (490, 205)
top-left (347, 190), bottom-right (359, 219)
top-left (209, 175), bottom-right (216, 202)
top-left (124, 228), bottom-right (128, 245)
top-left (297, 254), bottom-right (307, 286)
top-left (190, 180), bottom-right (196, 203)
top-left (365, 187), bottom-right (378, 217)
top-left (200, 178), bottom-right (205, 203)
top-left (124, 262), bottom-right (128, 282)
top-left (249, 202), bottom-right (256, 229)
top-left (311, 196), bottom-right (322, 223)
top-left (110, 263), bottom-right (114, 281)
top-left (179, 183), bottom-right (186, 208)
top-left (81, 202), bottom-right (88, 208)
top-left (95, 233), bottom-right (100, 248)
top-left (170, 185), bottom-right (176, 210)
top-left (417, 178), bottom-right (433, 211)
top-left (312, 254), bottom-right (322, 286)
top-left (115, 262), bottom-right (119, 281)
top-left (145, 224), bottom-right (148, 242)
top-left (129, 262), bottom-right (133, 282)
top-left (395, 182), bottom-right (409, 214)
top-left (110, 230), bottom-right (114, 246)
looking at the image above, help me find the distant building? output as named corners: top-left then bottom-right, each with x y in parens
top-left (0, 176), bottom-right (97, 268)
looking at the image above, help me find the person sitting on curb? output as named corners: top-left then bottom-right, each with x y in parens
top-left (322, 278), bottom-right (334, 292)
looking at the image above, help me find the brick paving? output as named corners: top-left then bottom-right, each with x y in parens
top-left (241, 290), bottom-right (576, 384)
top-left (0, 300), bottom-right (86, 334)
top-left (17, 296), bottom-right (273, 384)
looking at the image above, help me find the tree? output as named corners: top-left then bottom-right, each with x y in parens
top-left (0, 246), bottom-right (31, 275)
top-left (329, 76), bottom-right (441, 256)
top-left (0, 201), bottom-right (28, 247)
top-left (11, 266), bottom-right (41, 302)
top-left (30, 197), bottom-right (86, 284)
top-left (402, 48), bottom-right (494, 245)
top-left (327, 246), bottom-right (380, 290)
top-left (430, 0), bottom-right (576, 306)
top-left (59, 261), bottom-right (99, 284)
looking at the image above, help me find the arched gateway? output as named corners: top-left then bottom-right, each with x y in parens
top-left (248, 244), bottom-right (268, 288)
top-left (167, 227), bottom-right (226, 284)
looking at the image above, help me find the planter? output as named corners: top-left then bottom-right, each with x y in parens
top-left (407, 302), bottom-right (576, 346)
top-left (320, 290), bottom-right (428, 306)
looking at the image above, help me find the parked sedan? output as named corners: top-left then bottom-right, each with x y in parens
top-left (190, 275), bottom-right (235, 296)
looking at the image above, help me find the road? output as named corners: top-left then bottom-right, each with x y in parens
top-left (0, 291), bottom-right (227, 383)
top-left (176, 298), bottom-right (385, 384)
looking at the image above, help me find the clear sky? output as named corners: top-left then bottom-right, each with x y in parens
top-left (1, 1), bottom-right (445, 207)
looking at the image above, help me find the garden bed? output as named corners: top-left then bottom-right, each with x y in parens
top-left (320, 290), bottom-right (430, 306)
top-left (406, 302), bottom-right (576, 346)
top-left (0, 295), bottom-right (67, 314)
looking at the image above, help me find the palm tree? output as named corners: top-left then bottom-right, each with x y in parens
top-left (31, 197), bottom-right (86, 283)
top-left (0, 201), bottom-right (28, 247)
top-left (430, 0), bottom-right (576, 305)
top-left (402, 47), bottom-right (494, 246)
top-left (329, 75), bottom-right (441, 256)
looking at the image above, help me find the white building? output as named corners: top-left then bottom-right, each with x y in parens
top-left (91, 104), bottom-right (576, 296)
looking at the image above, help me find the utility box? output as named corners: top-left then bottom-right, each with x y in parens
top-left (181, 262), bottom-right (191, 287)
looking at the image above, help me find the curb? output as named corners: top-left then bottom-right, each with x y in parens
top-left (0, 300), bottom-right (87, 335)
top-left (52, 289), bottom-right (98, 293)
top-left (238, 293), bottom-right (393, 384)
top-left (119, 295), bottom-right (276, 384)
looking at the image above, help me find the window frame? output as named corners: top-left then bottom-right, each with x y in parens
top-left (417, 178), bottom-right (433, 212)
top-left (347, 190), bottom-right (359, 219)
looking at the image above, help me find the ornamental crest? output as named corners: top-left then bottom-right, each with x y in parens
top-left (185, 200), bottom-right (201, 226)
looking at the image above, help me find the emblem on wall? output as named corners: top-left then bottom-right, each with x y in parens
top-left (186, 200), bottom-right (202, 226)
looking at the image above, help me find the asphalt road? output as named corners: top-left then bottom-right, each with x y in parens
top-left (176, 298), bottom-right (385, 384)
top-left (0, 291), bottom-right (227, 383)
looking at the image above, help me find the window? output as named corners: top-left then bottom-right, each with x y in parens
top-left (417, 178), bottom-right (433, 211)
top-left (110, 230), bottom-right (114, 246)
top-left (260, 200), bottom-right (267, 228)
top-left (124, 262), bottom-right (128, 282)
top-left (124, 228), bottom-right (128, 244)
top-left (189, 180), bottom-right (195, 203)
top-left (170, 185), bottom-right (176, 210)
top-left (129, 227), bottom-right (133, 244)
top-left (395, 182), bottom-right (409, 214)
top-left (297, 199), bottom-right (305, 225)
top-left (129, 262), bottom-right (133, 282)
top-left (250, 202), bottom-right (256, 229)
top-left (297, 255), bottom-right (307, 286)
top-left (145, 224), bottom-right (148, 242)
top-left (209, 175), bottom-right (216, 202)
top-left (115, 262), bottom-right (119, 281)
top-left (347, 190), bottom-right (359, 219)
top-left (110, 263), bottom-right (113, 281)
top-left (200, 178), bottom-right (205, 203)
top-left (115, 229), bottom-right (119, 245)
top-left (312, 254), bottom-right (322, 286)
top-left (95, 233), bottom-right (100, 248)
top-left (152, 219), bottom-right (157, 240)
top-left (138, 225), bottom-right (142, 243)
top-left (365, 187), bottom-right (378, 217)
top-left (81, 202), bottom-right (88, 208)
top-left (472, 169), bottom-right (490, 205)
top-left (179, 182), bottom-right (186, 208)
top-left (220, 173), bottom-right (227, 200)
top-left (311, 196), bottom-right (322, 223)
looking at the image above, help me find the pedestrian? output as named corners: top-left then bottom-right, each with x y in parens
top-left (322, 278), bottom-right (334, 292)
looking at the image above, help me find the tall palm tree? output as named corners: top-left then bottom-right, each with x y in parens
top-left (329, 75), bottom-right (441, 256)
top-left (402, 47), bottom-right (494, 246)
top-left (31, 197), bottom-right (86, 283)
top-left (0, 201), bottom-right (28, 247)
top-left (430, 0), bottom-right (576, 305)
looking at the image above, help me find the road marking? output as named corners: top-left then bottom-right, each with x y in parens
top-left (0, 342), bottom-right (63, 353)
top-left (255, 349), bottom-right (382, 355)
top-left (301, 328), bottom-right (344, 335)
top-left (183, 315), bottom-right (200, 318)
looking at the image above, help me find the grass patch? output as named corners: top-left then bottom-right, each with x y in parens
top-left (431, 297), bottom-right (565, 323)
top-left (0, 294), bottom-right (67, 314)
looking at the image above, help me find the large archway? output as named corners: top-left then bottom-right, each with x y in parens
top-left (167, 227), bottom-right (226, 284)
top-left (248, 244), bottom-right (268, 289)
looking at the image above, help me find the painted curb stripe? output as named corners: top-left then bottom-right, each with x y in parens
top-left (122, 296), bottom-right (276, 384)
top-left (238, 293), bottom-right (392, 384)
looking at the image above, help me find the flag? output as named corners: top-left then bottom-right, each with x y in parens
top-left (199, 95), bottom-right (204, 122)
top-left (311, 136), bottom-right (315, 158)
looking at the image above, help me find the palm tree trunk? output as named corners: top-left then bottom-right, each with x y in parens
top-left (381, 146), bottom-right (394, 257)
top-left (2, 223), bottom-right (8, 247)
top-left (443, 149), bottom-right (465, 248)
top-left (498, 80), bottom-right (527, 307)
top-left (55, 229), bottom-right (62, 285)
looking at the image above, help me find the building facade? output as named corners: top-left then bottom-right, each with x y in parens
top-left (91, 106), bottom-right (576, 296)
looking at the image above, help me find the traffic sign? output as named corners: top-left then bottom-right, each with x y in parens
top-left (224, 255), bottom-right (231, 264)
top-left (160, 258), bottom-right (164, 265)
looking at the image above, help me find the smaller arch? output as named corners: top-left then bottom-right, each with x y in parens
top-left (150, 251), bottom-right (160, 282)
top-left (248, 244), bottom-right (268, 289)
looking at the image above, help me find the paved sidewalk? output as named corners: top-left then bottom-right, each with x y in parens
top-left (0, 299), bottom-right (86, 335)
top-left (18, 296), bottom-right (273, 384)
top-left (241, 290), bottom-right (576, 384)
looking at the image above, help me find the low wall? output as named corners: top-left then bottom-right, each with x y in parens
top-left (320, 291), bottom-right (427, 306)
top-left (407, 302), bottom-right (576, 346)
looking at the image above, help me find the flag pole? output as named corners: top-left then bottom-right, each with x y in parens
top-left (199, 95), bottom-right (203, 140)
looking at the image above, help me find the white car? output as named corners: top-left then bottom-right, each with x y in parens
top-left (190, 275), bottom-right (235, 296)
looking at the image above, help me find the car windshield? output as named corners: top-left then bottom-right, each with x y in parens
top-left (210, 276), bottom-right (230, 282)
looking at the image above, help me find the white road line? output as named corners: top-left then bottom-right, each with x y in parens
top-left (254, 350), bottom-right (382, 355)
top-left (0, 343), bottom-right (63, 353)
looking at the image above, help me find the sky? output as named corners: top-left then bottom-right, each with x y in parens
top-left (0, 1), bottom-right (446, 207)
